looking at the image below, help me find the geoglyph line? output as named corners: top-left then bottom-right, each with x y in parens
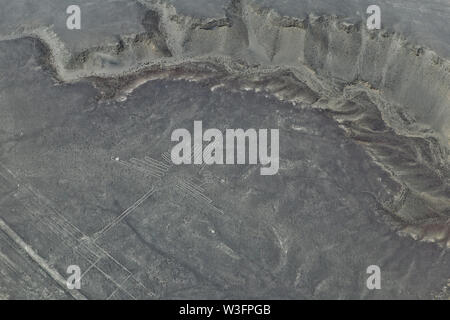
top-left (94, 187), bottom-right (156, 240)
top-left (0, 163), bottom-right (149, 298)
top-left (0, 217), bottom-right (88, 300)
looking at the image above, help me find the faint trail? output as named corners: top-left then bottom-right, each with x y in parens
top-left (106, 274), bottom-right (132, 300)
top-left (94, 187), bottom-right (156, 241)
top-left (175, 178), bottom-right (224, 215)
top-left (22, 185), bottom-right (153, 296)
top-left (0, 162), bottom-right (151, 298)
top-left (117, 159), bottom-right (163, 178)
top-left (0, 217), bottom-right (88, 300)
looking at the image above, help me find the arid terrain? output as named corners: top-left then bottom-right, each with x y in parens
top-left (0, 0), bottom-right (449, 299)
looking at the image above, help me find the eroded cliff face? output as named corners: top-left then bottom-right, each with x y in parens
top-left (9, 0), bottom-right (446, 248)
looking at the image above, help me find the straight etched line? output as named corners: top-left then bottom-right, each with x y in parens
top-left (94, 187), bottom-right (155, 240)
top-left (0, 217), bottom-right (88, 300)
top-left (178, 180), bottom-right (212, 203)
top-left (181, 179), bottom-right (205, 193)
top-left (80, 257), bottom-right (101, 280)
top-left (92, 264), bottom-right (137, 300)
top-left (130, 158), bottom-right (167, 175)
top-left (117, 160), bottom-right (162, 178)
top-left (144, 156), bottom-right (170, 170)
top-left (106, 274), bottom-right (132, 300)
